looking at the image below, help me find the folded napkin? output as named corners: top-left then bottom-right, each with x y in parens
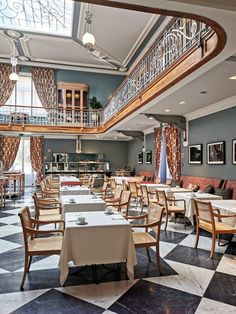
top-left (112, 215), bottom-right (125, 220)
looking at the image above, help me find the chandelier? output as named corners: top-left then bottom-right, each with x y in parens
top-left (82, 5), bottom-right (95, 49)
top-left (9, 40), bottom-right (19, 81)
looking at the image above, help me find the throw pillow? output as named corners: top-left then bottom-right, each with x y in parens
top-left (204, 185), bottom-right (215, 194)
top-left (187, 183), bottom-right (199, 192)
top-left (214, 187), bottom-right (233, 199)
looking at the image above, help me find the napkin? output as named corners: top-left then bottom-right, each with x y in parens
top-left (112, 215), bottom-right (125, 220)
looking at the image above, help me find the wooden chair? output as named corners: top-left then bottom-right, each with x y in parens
top-left (91, 182), bottom-right (108, 199)
top-left (122, 179), bottom-right (128, 191)
top-left (109, 178), bottom-right (117, 192)
top-left (126, 203), bottom-right (164, 273)
top-left (40, 180), bottom-right (60, 199)
top-left (105, 187), bottom-right (122, 204)
top-left (194, 199), bottom-right (236, 258)
top-left (18, 206), bottom-right (64, 290)
top-left (154, 177), bottom-right (161, 184)
top-left (156, 190), bottom-right (186, 230)
top-left (108, 190), bottom-right (132, 217)
top-left (31, 192), bottom-right (62, 224)
top-left (128, 181), bottom-right (142, 208)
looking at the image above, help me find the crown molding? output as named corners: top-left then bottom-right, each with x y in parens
top-left (184, 95), bottom-right (236, 121)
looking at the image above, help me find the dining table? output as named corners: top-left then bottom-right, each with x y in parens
top-left (156, 187), bottom-right (193, 197)
top-left (173, 192), bottom-right (223, 225)
top-left (210, 199), bottom-right (236, 227)
top-left (141, 183), bottom-right (168, 191)
top-left (60, 185), bottom-right (90, 196)
top-left (58, 211), bottom-right (137, 285)
top-left (60, 194), bottom-right (106, 218)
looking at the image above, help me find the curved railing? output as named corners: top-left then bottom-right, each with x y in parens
top-left (103, 17), bottom-right (211, 122)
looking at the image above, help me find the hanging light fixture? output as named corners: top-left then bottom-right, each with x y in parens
top-left (9, 40), bottom-right (19, 81)
top-left (82, 5), bottom-right (95, 50)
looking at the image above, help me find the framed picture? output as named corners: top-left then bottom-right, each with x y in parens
top-left (188, 144), bottom-right (202, 164)
top-left (145, 150), bottom-right (152, 164)
top-left (137, 151), bottom-right (143, 164)
top-left (232, 139), bottom-right (236, 164)
top-left (207, 141), bottom-right (225, 165)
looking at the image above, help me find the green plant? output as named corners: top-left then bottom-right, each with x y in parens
top-left (89, 96), bottom-right (102, 109)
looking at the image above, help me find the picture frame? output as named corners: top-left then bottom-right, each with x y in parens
top-left (207, 141), bottom-right (225, 165)
top-left (137, 151), bottom-right (143, 164)
top-left (145, 150), bottom-right (152, 164)
top-left (188, 144), bottom-right (202, 164)
top-left (232, 139), bottom-right (236, 164)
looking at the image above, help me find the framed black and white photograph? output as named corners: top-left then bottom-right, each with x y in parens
top-left (207, 141), bottom-right (225, 165)
top-left (145, 150), bottom-right (152, 164)
top-left (137, 151), bottom-right (143, 164)
top-left (188, 144), bottom-right (203, 164)
top-left (233, 139), bottom-right (236, 164)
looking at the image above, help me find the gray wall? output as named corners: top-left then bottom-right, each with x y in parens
top-left (182, 106), bottom-right (236, 180)
top-left (56, 70), bottom-right (124, 106)
top-left (44, 139), bottom-right (128, 173)
top-left (127, 133), bottom-right (154, 174)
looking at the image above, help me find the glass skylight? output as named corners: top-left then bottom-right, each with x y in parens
top-left (0, 0), bottom-right (74, 36)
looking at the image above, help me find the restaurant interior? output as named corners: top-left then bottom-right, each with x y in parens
top-left (0, 0), bottom-right (236, 313)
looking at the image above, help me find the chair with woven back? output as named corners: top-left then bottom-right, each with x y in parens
top-left (141, 185), bottom-right (158, 208)
top-left (31, 192), bottom-right (62, 225)
top-left (105, 187), bottom-right (123, 204)
top-left (109, 178), bottom-right (117, 193)
top-left (108, 190), bottom-right (132, 217)
top-left (18, 206), bottom-right (64, 289)
top-left (156, 190), bottom-right (186, 230)
top-left (193, 199), bottom-right (236, 258)
top-left (40, 180), bottom-right (60, 199)
top-left (128, 181), bottom-right (142, 208)
top-left (166, 178), bottom-right (172, 186)
top-left (122, 179), bottom-right (128, 191)
top-left (91, 182), bottom-right (108, 199)
top-left (126, 203), bottom-right (164, 273)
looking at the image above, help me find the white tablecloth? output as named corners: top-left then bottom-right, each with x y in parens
top-left (61, 195), bottom-right (106, 218)
top-left (60, 176), bottom-right (80, 182)
top-left (173, 192), bottom-right (222, 225)
top-left (210, 199), bottom-right (236, 227)
top-left (111, 176), bottom-right (130, 185)
top-left (60, 186), bottom-right (90, 196)
top-left (59, 212), bottom-right (137, 285)
top-left (141, 183), bottom-right (167, 191)
top-left (156, 187), bottom-right (192, 197)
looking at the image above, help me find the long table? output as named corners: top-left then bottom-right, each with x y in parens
top-left (60, 195), bottom-right (106, 218)
top-left (59, 211), bottom-right (137, 285)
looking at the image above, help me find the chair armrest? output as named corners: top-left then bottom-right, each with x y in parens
top-left (171, 198), bottom-right (186, 207)
top-left (106, 197), bottom-right (121, 204)
top-left (131, 221), bottom-right (160, 228)
top-left (38, 205), bottom-right (61, 211)
top-left (31, 218), bottom-right (65, 228)
top-left (25, 227), bottom-right (64, 235)
top-left (213, 213), bottom-right (236, 218)
top-left (126, 213), bottom-right (148, 220)
top-left (112, 201), bottom-right (128, 207)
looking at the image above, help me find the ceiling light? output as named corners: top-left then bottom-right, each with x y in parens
top-left (229, 76), bottom-right (236, 80)
top-left (82, 5), bottom-right (95, 50)
top-left (179, 101), bottom-right (186, 105)
top-left (9, 57), bottom-right (19, 81)
top-left (148, 116), bottom-right (153, 120)
top-left (200, 90), bottom-right (208, 94)
top-left (114, 136), bottom-right (117, 140)
top-left (165, 109), bottom-right (171, 112)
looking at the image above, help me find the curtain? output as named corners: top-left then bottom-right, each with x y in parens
top-left (0, 64), bottom-right (16, 107)
top-left (30, 136), bottom-right (44, 183)
top-left (31, 67), bottom-right (57, 110)
top-left (154, 127), bottom-right (163, 177)
top-left (165, 126), bottom-right (181, 182)
top-left (0, 136), bottom-right (21, 171)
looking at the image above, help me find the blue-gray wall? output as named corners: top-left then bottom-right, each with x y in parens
top-left (44, 139), bottom-right (128, 174)
top-left (56, 70), bottom-right (124, 106)
top-left (127, 133), bottom-right (155, 174)
top-left (182, 106), bottom-right (236, 180)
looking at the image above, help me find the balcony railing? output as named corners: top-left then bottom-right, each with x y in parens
top-left (0, 17), bottom-right (213, 129)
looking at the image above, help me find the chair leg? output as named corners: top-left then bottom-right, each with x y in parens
top-left (20, 254), bottom-right (29, 290)
top-left (27, 256), bottom-right (32, 272)
top-left (210, 233), bottom-right (216, 259)
top-left (195, 226), bottom-right (200, 249)
top-left (146, 247), bottom-right (151, 262)
top-left (156, 243), bottom-right (162, 274)
top-left (184, 214), bottom-right (186, 229)
top-left (164, 212), bottom-right (169, 231)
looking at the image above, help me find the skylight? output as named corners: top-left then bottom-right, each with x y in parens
top-left (0, 0), bottom-right (74, 36)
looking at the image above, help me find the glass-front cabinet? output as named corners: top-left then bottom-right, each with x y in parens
top-left (57, 82), bottom-right (88, 125)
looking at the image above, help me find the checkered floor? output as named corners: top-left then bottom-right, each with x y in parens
top-left (0, 188), bottom-right (235, 313)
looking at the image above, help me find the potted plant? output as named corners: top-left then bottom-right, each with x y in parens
top-left (89, 96), bottom-right (102, 110)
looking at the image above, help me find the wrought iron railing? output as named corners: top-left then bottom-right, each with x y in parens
top-left (0, 105), bottom-right (103, 127)
top-left (0, 17), bottom-right (213, 129)
top-left (103, 17), bottom-right (212, 121)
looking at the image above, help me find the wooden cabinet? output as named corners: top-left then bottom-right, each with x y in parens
top-left (57, 82), bottom-right (88, 124)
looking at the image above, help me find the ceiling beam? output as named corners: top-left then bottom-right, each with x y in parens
top-left (145, 114), bottom-right (186, 131)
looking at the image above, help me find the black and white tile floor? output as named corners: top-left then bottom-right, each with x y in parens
top-left (0, 188), bottom-right (235, 313)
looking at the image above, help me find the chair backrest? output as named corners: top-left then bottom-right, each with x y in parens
top-left (141, 185), bottom-right (148, 199)
top-left (147, 203), bottom-right (164, 231)
top-left (18, 206), bottom-right (33, 251)
top-left (128, 181), bottom-right (138, 194)
top-left (166, 178), bottom-right (172, 186)
top-left (122, 180), bottom-right (128, 191)
top-left (193, 199), bottom-right (215, 227)
top-left (110, 178), bottom-right (116, 190)
top-left (156, 190), bottom-right (168, 208)
top-left (31, 192), bottom-right (40, 219)
top-left (113, 187), bottom-right (122, 200)
top-left (119, 190), bottom-right (131, 215)
top-left (154, 177), bottom-right (161, 184)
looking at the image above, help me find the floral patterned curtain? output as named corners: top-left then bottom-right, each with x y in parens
top-left (154, 127), bottom-right (163, 177)
top-left (30, 136), bottom-right (44, 183)
top-left (165, 126), bottom-right (181, 182)
top-left (0, 136), bottom-right (21, 171)
top-left (31, 67), bottom-right (57, 110)
top-left (0, 64), bottom-right (16, 107)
